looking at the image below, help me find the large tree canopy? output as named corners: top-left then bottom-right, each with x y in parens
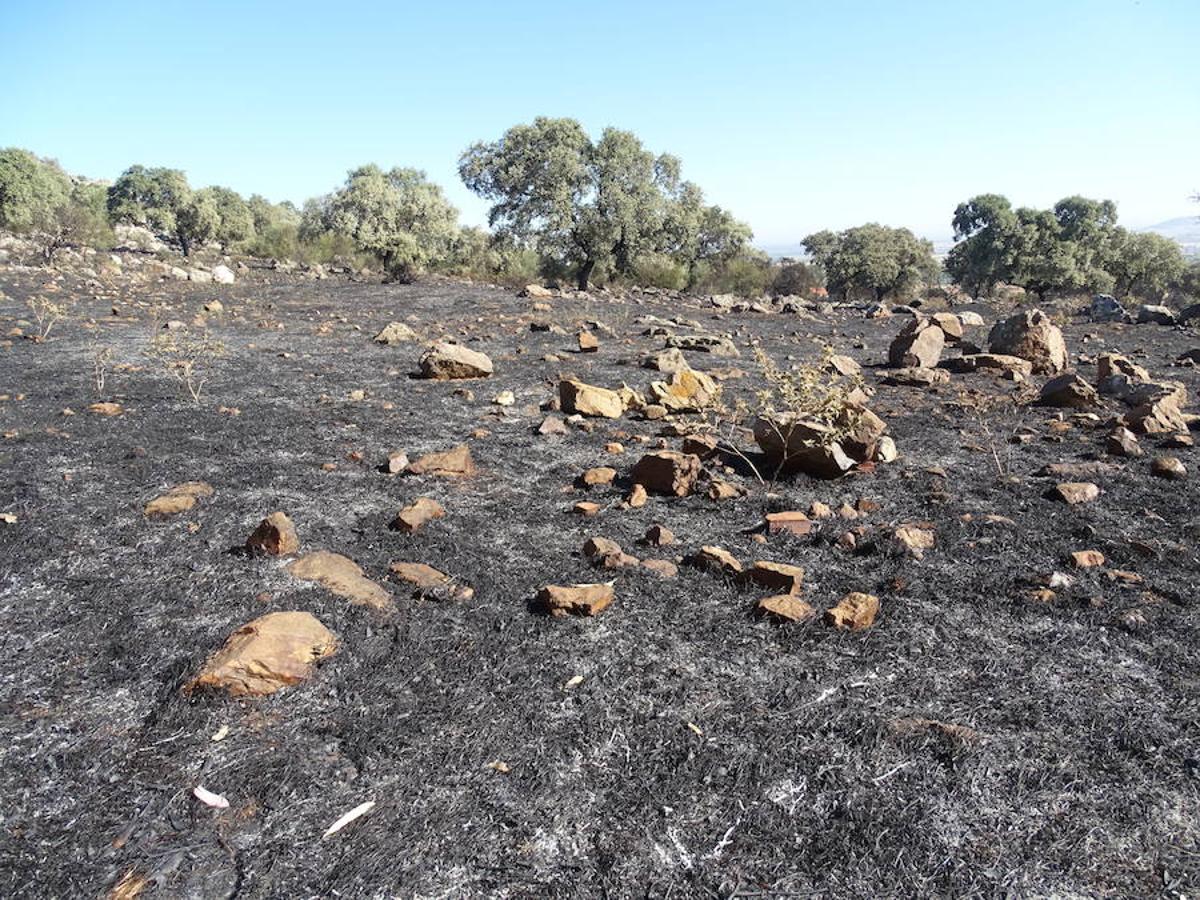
top-left (310, 164), bottom-right (459, 279)
top-left (802, 224), bottom-right (937, 302)
top-left (459, 117), bottom-right (750, 290)
top-left (1107, 229), bottom-right (1185, 300)
top-left (0, 148), bottom-right (72, 232)
top-left (106, 165), bottom-right (192, 239)
top-left (944, 193), bottom-right (1146, 300)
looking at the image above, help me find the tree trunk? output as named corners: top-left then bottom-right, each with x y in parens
top-left (577, 258), bottom-right (595, 292)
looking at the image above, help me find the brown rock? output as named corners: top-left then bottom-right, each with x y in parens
top-left (824, 591), bottom-right (880, 630)
top-left (765, 510), bottom-right (813, 536)
top-left (631, 451), bottom-right (702, 497)
top-left (577, 331), bottom-right (599, 352)
top-left (1106, 427), bottom-right (1142, 458)
top-left (687, 545), bottom-right (742, 575)
top-left (931, 312), bottom-right (964, 341)
top-left (144, 482), bottom-right (214, 518)
top-left (640, 524), bottom-right (675, 546)
top-left (559, 380), bottom-right (624, 418)
top-left (827, 354), bottom-right (862, 377)
top-left (753, 415), bottom-right (855, 478)
top-left (538, 415), bottom-right (569, 436)
top-left (987, 309), bottom-right (1068, 374)
top-left (948, 353), bottom-right (1034, 380)
top-left (707, 480), bottom-right (744, 501)
top-left (642, 347), bottom-right (689, 373)
top-left (681, 433), bottom-right (720, 459)
top-left (1037, 373), bottom-right (1099, 408)
top-left (288, 551), bottom-right (392, 609)
top-left (1071, 550), bottom-right (1105, 568)
top-left (520, 284), bottom-right (554, 299)
top-left (389, 561), bottom-right (473, 601)
top-left (809, 501), bottom-right (833, 519)
top-left (641, 559), bottom-right (678, 578)
top-left (572, 501), bottom-right (602, 517)
top-left (1050, 482), bottom-right (1100, 504)
top-left (89, 401), bottom-right (123, 416)
top-left (1151, 456), bottom-right (1187, 480)
top-left (374, 322), bottom-right (418, 344)
top-left (883, 367), bottom-right (950, 387)
top-left (626, 484), bottom-right (648, 508)
top-left (418, 341), bottom-right (494, 379)
top-left (581, 466), bottom-right (617, 487)
top-left (189, 611), bottom-right (337, 697)
top-left (406, 445), bottom-right (475, 477)
top-left (757, 594), bottom-right (816, 623)
top-left (391, 497), bottom-right (445, 533)
top-left (245, 511), bottom-right (300, 556)
top-left (888, 318), bottom-right (945, 369)
top-left (386, 451), bottom-right (410, 474)
top-left (894, 524), bottom-right (935, 553)
top-left (648, 367), bottom-right (720, 413)
top-left (741, 561), bottom-right (805, 594)
top-left (537, 582), bottom-right (614, 617)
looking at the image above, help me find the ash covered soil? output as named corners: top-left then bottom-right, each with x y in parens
top-left (1, 264), bottom-right (1199, 898)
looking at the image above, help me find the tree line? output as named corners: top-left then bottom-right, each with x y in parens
top-left (0, 121), bottom-right (1196, 304)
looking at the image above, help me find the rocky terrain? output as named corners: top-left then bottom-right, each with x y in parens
top-left (1, 254), bottom-right (1199, 897)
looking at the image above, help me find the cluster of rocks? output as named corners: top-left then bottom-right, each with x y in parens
top-left (150, 438), bottom-right (483, 697)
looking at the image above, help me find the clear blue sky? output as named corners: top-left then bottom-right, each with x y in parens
top-left (4, 0), bottom-right (1198, 251)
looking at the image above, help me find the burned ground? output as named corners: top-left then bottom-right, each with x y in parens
top-left (1, 265), bottom-right (1198, 897)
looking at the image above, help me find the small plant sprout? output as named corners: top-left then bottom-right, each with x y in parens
top-left (26, 296), bottom-right (70, 341)
top-left (91, 343), bottom-right (114, 395)
top-left (147, 330), bottom-right (226, 403)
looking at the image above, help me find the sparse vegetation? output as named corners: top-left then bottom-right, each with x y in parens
top-left (146, 330), bottom-right (226, 402)
top-left (25, 295), bottom-right (70, 340)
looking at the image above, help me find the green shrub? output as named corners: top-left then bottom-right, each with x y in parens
top-left (633, 253), bottom-right (688, 290)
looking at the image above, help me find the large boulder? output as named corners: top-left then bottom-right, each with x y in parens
top-left (1137, 304), bottom-right (1176, 326)
top-left (888, 318), bottom-right (945, 369)
top-left (288, 551), bottom-right (392, 609)
top-left (1089, 294), bottom-right (1129, 323)
top-left (1037, 373), bottom-right (1099, 408)
top-left (987, 309), bottom-right (1068, 374)
top-left (419, 341), bottom-right (493, 379)
top-left (1125, 382), bottom-right (1189, 434)
top-left (630, 451), bottom-right (702, 496)
top-left (752, 415), bottom-right (856, 479)
top-left (188, 611), bottom-right (337, 697)
top-left (559, 380), bottom-right (624, 418)
top-left (520, 284), bottom-right (554, 299)
top-left (374, 321), bottom-right (418, 344)
top-left (647, 367), bottom-right (719, 413)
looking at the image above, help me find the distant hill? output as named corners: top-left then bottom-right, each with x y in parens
top-left (1140, 216), bottom-right (1200, 250)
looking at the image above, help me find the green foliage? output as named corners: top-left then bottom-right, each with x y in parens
top-left (309, 164), bottom-right (459, 281)
top-left (945, 194), bottom-right (1019, 297)
top-left (632, 252), bottom-right (689, 290)
top-left (460, 117), bottom-right (750, 290)
top-left (41, 182), bottom-right (114, 262)
top-left (175, 190), bottom-right (219, 256)
top-left (803, 224), bottom-right (937, 302)
top-left (771, 260), bottom-right (823, 297)
top-left (436, 227), bottom-right (541, 286)
top-left (1178, 260), bottom-right (1200, 301)
top-left (945, 193), bottom-right (1140, 300)
top-left (1107, 229), bottom-right (1185, 299)
top-left (198, 186), bottom-right (254, 249)
top-left (107, 165), bottom-right (191, 238)
top-left (0, 148), bottom-right (72, 232)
